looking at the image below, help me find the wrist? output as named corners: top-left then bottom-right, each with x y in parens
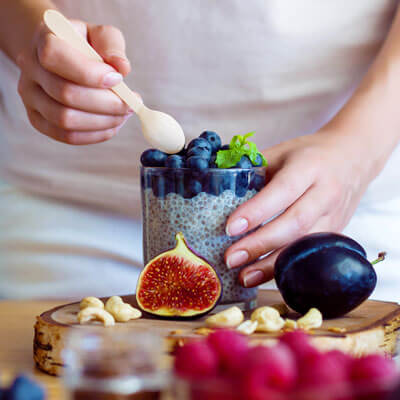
top-left (0, 0), bottom-right (57, 62)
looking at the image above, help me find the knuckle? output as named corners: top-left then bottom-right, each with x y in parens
top-left (37, 34), bottom-right (56, 69)
top-left (292, 208), bottom-right (313, 236)
top-left (63, 132), bottom-right (81, 146)
top-left (249, 235), bottom-right (269, 259)
top-left (56, 108), bottom-right (75, 130)
top-left (58, 83), bottom-right (77, 105)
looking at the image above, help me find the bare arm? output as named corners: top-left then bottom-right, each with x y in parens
top-left (226, 6), bottom-right (400, 287)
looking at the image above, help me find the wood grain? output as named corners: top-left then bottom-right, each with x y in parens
top-left (34, 290), bottom-right (400, 376)
top-left (0, 299), bottom-right (67, 400)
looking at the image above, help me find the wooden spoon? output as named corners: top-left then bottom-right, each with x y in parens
top-left (43, 9), bottom-right (185, 154)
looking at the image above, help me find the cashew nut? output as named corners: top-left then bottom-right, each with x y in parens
top-left (271, 303), bottom-right (290, 316)
top-left (105, 296), bottom-right (142, 322)
top-left (251, 306), bottom-right (285, 332)
top-left (205, 306), bottom-right (244, 328)
top-left (77, 307), bottom-right (115, 327)
top-left (284, 319), bottom-right (298, 330)
top-left (80, 296), bottom-right (104, 310)
top-left (237, 320), bottom-right (258, 335)
top-left (297, 308), bottom-right (323, 330)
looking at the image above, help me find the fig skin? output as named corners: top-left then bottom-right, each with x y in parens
top-left (136, 232), bottom-right (223, 319)
top-left (275, 232), bottom-right (377, 319)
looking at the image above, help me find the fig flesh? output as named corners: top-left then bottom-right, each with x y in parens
top-left (136, 232), bottom-right (222, 318)
top-left (275, 232), bottom-right (377, 318)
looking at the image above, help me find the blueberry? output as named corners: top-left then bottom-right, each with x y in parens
top-left (249, 173), bottom-right (265, 191)
top-left (151, 174), bottom-right (174, 197)
top-left (186, 156), bottom-right (209, 171)
top-left (203, 173), bottom-right (220, 196)
top-left (176, 147), bottom-right (187, 157)
top-left (252, 153), bottom-right (263, 167)
top-left (235, 171), bottom-right (250, 197)
top-left (209, 154), bottom-right (217, 168)
top-left (184, 179), bottom-right (202, 198)
top-left (220, 144), bottom-right (230, 151)
top-left (203, 172), bottom-right (235, 196)
top-left (234, 155), bottom-right (253, 169)
top-left (187, 146), bottom-right (211, 160)
top-left (200, 131), bottom-right (222, 154)
top-left (140, 149), bottom-right (168, 167)
top-left (221, 174), bottom-right (236, 192)
top-left (187, 138), bottom-right (212, 152)
top-left (165, 155), bottom-right (184, 169)
top-left (174, 170), bottom-right (185, 197)
top-left (6, 375), bottom-right (45, 400)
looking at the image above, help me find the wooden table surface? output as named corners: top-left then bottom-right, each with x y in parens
top-left (0, 299), bottom-right (67, 400)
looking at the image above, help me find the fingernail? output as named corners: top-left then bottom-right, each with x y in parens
top-left (103, 72), bottom-right (123, 87)
top-left (227, 250), bottom-right (249, 269)
top-left (243, 270), bottom-right (264, 288)
top-left (226, 218), bottom-right (248, 236)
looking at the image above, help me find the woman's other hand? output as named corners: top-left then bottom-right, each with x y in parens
top-left (224, 130), bottom-right (375, 288)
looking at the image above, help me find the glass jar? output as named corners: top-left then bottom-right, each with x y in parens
top-left (141, 166), bottom-right (266, 310)
top-left (63, 329), bottom-right (169, 400)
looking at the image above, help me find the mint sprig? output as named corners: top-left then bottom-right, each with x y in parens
top-left (216, 132), bottom-right (267, 169)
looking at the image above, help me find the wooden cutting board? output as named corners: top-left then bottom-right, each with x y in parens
top-left (34, 290), bottom-right (400, 376)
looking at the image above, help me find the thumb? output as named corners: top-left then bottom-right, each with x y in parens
top-left (88, 24), bottom-right (131, 76)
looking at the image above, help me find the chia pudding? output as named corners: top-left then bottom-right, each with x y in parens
top-left (141, 166), bottom-right (266, 307)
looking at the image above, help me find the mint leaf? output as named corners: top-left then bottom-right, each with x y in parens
top-left (216, 131), bottom-right (267, 168)
top-left (216, 149), bottom-right (243, 168)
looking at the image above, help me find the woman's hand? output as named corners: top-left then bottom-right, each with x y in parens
top-left (17, 19), bottom-right (132, 145)
top-left (224, 129), bottom-right (375, 288)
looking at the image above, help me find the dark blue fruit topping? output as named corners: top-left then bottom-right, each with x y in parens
top-left (186, 156), bottom-right (209, 171)
top-left (253, 153), bottom-right (263, 167)
top-left (140, 149), bottom-right (168, 167)
top-left (220, 144), bottom-right (230, 151)
top-left (176, 147), bottom-right (187, 157)
top-left (151, 174), bottom-right (175, 198)
top-left (249, 173), bottom-right (265, 191)
top-left (235, 171), bottom-right (250, 197)
top-left (165, 155), bottom-right (185, 169)
top-left (209, 154), bottom-right (217, 168)
top-left (234, 155), bottom-right (253, 169)
top-left (275, 232), bottom-right (376, 318)
top-left (187, 138), bottom-right (212, 152)
top-left (187, 146), bottom-right (212, 160)
top-left (6, 375), bottom-right (45, 400)
top-left (200, 131), bottom-right (222, 154)
top-left (184, 179), bottom-right (202, 198)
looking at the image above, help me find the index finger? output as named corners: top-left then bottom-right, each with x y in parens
top-left (37, 32), bottom-right (123, 88)
top-left (226, 163), bottom-right (315, 237)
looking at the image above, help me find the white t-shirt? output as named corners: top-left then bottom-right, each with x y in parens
top-left (0, 0), bottom-right (399, 218)
top-left (0, 1), bottom-right (399, 300)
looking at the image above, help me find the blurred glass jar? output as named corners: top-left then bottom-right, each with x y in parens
top-left (63, 328), bottom-right (169, 400)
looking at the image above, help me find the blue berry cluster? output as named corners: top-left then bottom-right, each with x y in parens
top-left (1, 375), bottom-right (45, 400)
top-left (141, 130), bottom-right (265, 198)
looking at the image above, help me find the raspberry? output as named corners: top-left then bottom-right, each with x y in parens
top-left (350, 354), bottom-right (398, 400)
top-left (174, 341), bottom-right (218, 379)
top-left (279, 330), bottom-right (318, 362)
top-left (207, 329), bottom-right (249, 375)
top-left (243, 344), bottom-right (297, 392)
top-left (298, 351), bottom-right (349, 390)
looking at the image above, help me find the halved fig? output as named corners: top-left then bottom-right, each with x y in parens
top-left (136, 232), bottom-right (222, 318)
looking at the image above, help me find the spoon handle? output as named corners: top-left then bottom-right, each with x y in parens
top-left (43, 9), bottom-right (143, 113)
